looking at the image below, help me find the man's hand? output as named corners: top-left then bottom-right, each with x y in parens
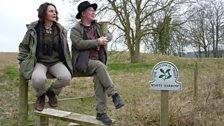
top-left (98, 36), bottom-right (109, 45)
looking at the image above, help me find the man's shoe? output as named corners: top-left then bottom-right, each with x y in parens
top-left (46, 89), bottom-right (58, 107)
top-left (35, 94), bottom-right (45, 111)
top-left (112, 93), bottom-right (124, 109)
top-left (96, 113), bottom-right (112, 125)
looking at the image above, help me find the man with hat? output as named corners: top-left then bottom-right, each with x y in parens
top-left (70, 1), bottom-right (124, 125)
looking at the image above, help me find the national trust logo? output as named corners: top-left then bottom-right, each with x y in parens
top-left (149, 61), bottom-right (182, 91)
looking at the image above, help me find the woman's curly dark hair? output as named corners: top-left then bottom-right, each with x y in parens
top-left (37, 2), bottom-right (59, 23)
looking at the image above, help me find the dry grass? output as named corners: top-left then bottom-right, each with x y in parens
top-left (0, 52), bottom-right (18, 68)
top-left (0, 52), bottom-right (224, 126)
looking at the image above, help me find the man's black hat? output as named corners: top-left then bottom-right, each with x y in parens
top-left (76, 1), bottom-right (97, 19)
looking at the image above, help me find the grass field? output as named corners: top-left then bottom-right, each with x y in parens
top-left (0, 52), bottom-right (224, 126)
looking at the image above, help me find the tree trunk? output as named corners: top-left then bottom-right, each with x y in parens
top-left (204, 46), bottom-right (208, 57)
top-left (212, 23), bottom-right (216, 57)
top-left (215, 23), bottom-right (219, 57)
top-left (130, 50), bottom-right (140, 63)
top-left (198, 45), bottom-right (201, 58)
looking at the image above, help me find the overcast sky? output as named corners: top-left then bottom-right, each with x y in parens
top-left (0, 0), bottom-right (76, 52)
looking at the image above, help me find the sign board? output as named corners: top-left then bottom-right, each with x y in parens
top-left (149, 61), bottom-right (182, 90)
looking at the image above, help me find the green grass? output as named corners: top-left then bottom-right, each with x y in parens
top-left (1, 52), bottom-right (224, 126)
top-left (108, 63), bottom-right (154, 72)
top-left (0, 66), bottom-right (19, 91)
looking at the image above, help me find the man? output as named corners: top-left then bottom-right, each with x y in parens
top-left (70, 1), bottom-right (124, 125)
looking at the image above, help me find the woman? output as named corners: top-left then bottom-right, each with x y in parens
top-left (70, 1), bottom-right (124, 125)
top-left (17, 2), bottom-right (72, 111)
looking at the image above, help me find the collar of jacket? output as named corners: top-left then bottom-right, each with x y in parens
top-left (26, 21), bottom-right (66, 35)
top-left (78, 20), bottom-right (102, 36)
top-left (79, 20), bottom-right (97, 26)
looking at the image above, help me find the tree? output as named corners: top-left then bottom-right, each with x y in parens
top-left (106, 0), bottom-right (176, 62)
top-left (67, 0), bottom-right (203, 60)
top-left (185, 0), bottom-right (224, 57)
top-left (148, 0), bottom-right (197, 56)
top-left (157, 16), bottom-right (171, 55)
top-left (67, 0), bottom-right (174, 63)
top-left (207, 0), bottom-right (224, 57)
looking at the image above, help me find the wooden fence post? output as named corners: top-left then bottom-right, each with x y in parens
top-left (99, 21), bottom-right (109, 53)
top-left (18, 73), bottom-right (28, 126)
top-left (161, 90), bottom-right (169, 126)
top-left (193, 61), bottom-right (198, 101)
top-left (99, 21), bottom-right (109, 36)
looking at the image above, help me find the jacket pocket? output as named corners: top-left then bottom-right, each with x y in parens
top-left (19, 56), bottom-right (35, 79)
top-left (75, 51), bottom-right (89, 73)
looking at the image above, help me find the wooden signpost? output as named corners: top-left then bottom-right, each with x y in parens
top-left (149, 61), bottom-right (182, 126)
